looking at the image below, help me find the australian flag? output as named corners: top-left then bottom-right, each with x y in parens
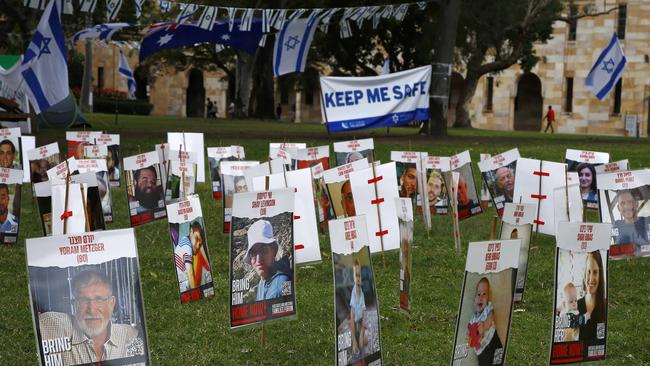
top-left (139, 19), bottom-right (264, 62)
top-left (72, 23), bottom-right (134, 42)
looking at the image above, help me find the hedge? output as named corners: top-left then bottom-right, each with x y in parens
top-left (93, 97), bottom-right (153, 115)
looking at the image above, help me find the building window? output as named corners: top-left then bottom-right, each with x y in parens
top-left (97, 67), bottom-right (104, 92)
top-left (613, 78), bottom-right (622, 114)
top-left (485, 76), bottom-right (494, 111)
top-left (305, 88), bottom-right (314, 105)
top-left (618, 4), bottom-right (627, 40)
top-left (568, 7), bottom-right (577, 41)
top-left (565, 77), bottom-right (573, 112)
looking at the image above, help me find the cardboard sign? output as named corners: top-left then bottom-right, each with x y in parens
top-left (229, 188), bottom-right (296, 328)
top-left (329, 216), bottom-right (383, 366)
top-left (348, 162), bottom-right (400, 253)
top-left (451, 150), bottom-right (483, 220)
top-left (565, 149), bottom-right (610, 209)
top-left (166, 195), bottom-right (215, 304)
top-left (0, 167), bottom-right (22, 244)
top-left (333, 138), bottom-right (374, 166)
top-left (513, 158), bottom-right (567, 236)
top-left (597, 169), bottom-right (650, 259)
top-left (251, 168), bottom-right (321, 265)
top-left (221, 161), bottom-right (260, 233)
top-left (65, 131), bottom-right (101, 159)
top-left (77, 159), bottom-right (113, 223)
top-left (550, 222), bottom-right (610, 364)
top-left (95, 134), bottom-right (121, 187)
top-left (207, 145), bottom-right (245, 199)
top-left (165, 150), bottom-right (197, 203)
top-left (396, 197), bottom-right (414, 314)
top-left (500, 202), bottom-right (536, 302)
top-left (123, 152), bottom-right (167, 227)
top-left (425, 156), bottom-right (451, 215)
top-left (26, 229), bottom-right (150, 365)
top-left (167, 132), bottom-right (205, 182)
top-left (478, 148), bottom-right (520, 216)
top-left (451, 239), bottom-right (521, 366)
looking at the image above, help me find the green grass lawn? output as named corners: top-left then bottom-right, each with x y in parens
top-left (1, 114), bottom-right (649, 365)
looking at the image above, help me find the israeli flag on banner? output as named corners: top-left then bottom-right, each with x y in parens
top-left (240, 8), bottom-right (255, 31)
top-left (23, 0), bottom-right (46, 10)
top-left (197, 6), bottom-right (217, 30)
top-left (320, 65), bottom-right (431, 132)
top-left (62, 0), bottom-right (73, 14)
top-left (20, 0), bottom-right (68, 114)
top-left (79, 0), bottom-right (97, 12)
top-left (72, 23), bottom-right (133, 42)
top-left (134, 0), bottom-right (146, 18)
top-left (118, 50), bottom-right (136, 99)
top-left (106, 0), bottom-right (123, 20)
top-left (176, 3), bottom-right (199, 24)
top-left (585, 33), bottom-right (627, 101)
top-left (273, 12), bottom-right (320, 77)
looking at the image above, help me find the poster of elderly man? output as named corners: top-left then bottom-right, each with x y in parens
top-left (124, 151), bottom-right (167, 227)
top-left (0, 168), bottom-right (23, 244)
top-left (229, 188), bottom-right (296, 329)
top-left (26, 228), bottom-right (149, 366)
top-left (167, 195), bottom-right (214, 304)
top-left (333, 138), bottom-right (375, 167)
top-left (597, 169), bottom-right (650, 259)
top-left (478, 148), bottom-right (520, 217)
top-left (450, 151), bottom-right (483, 221)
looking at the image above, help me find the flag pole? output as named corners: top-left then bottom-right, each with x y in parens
top-left (113, 43), bottom-right (119, 125)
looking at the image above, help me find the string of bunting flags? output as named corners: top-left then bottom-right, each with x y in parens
top-left (23, 0), bottom-right (436, 37)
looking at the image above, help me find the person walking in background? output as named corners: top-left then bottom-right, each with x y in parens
top-left (543, 105), bottom-right (555, 133)
top-left (228, 101), bottom-right (236, 118)
top-left (206, 98), bottom-right (216, 118)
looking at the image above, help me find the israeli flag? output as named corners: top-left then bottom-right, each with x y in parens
top-left (23, 0), bottom-right (46, 10)
top-left (72, 23), bottom-right (133, 42)
top-left (118, 50), bottom-right (136, 99)
top-left (135, 0), bottom-right (146, 18)
top-left (585, 33), bottom-right (627, 101)
top-left (106, 0), bottom-right (123, 21)
top-left (176, 3), bottom-right (199, 24)
top-left (20, 0), bottom-right (68, 114)
top-left (273, 12), bottom-right (320, 77)
top-left (79, 0), bottom-right (97, 13)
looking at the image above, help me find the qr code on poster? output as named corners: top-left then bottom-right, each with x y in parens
top-left (281, 280), bottom-right (292, 296)
top-left (597, 323), bottom-right (605, 339)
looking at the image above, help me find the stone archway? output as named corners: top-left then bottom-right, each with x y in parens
top-left (447, 72), bottom-right (464, 127)
top-left (514, 73), bottom-right (543, 131)
top-left (186, 68), bottom-right (205, 117)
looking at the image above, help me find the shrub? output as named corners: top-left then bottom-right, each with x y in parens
top-left (93, 97), bottom-right (153, 115)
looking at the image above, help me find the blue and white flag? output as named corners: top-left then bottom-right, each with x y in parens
top-left (79, 0), bottom-right (97, 12)
top-left (270, 9), bottom-right (287, 30)
top-left (262, 9), bottom-right (274, 33)
top-left (320, 65), bottom-right (431, 132)
top-left (106, 0), bottom-right (123, 20)
top-left (72, 23), bottom-right (133, 42)
top-left (585, 33), bottom-right (627, 101)
top-left (273, 12), bottom-right (320, 77)
top-left (176, 3), bottom-right (199, 24)
top-left (239, 8), bottom-right (255, 31)
top-left (317, 8), bottom-right (339, 33)
top-left (23, 0), bottom-right (46, 10)
top-left (20, 0), bottom-right (68, 114)
top-left (197, 6), bottom-right (217, 30)
top-left (62, 0), bottom-right (73, 15)
top-left (118, 50), bottom-right (136, 99)
top-left (159, 0), bottom-right (171, 13)
top-left (134, 0), bottom-right (146, 18)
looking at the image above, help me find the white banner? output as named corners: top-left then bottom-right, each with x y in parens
top-left (320, 65), bottom-right (431, 132)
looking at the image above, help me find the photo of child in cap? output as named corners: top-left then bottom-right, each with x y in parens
top-left (230, 212), bottom-right (294, 304)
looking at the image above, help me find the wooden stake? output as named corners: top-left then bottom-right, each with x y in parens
top-left (62, 161), bottom-right (71, 235)
top-left (490, 216), bottom-right (498, 240)
top-left (369, 155), bottom-right (386, 266)
top-left (80, 184), bottom-right (90, 232)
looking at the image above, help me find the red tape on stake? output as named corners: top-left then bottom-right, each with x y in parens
top-left (534, 220), bottom-right (545, 225)
top-left (295, 244), bottom-right (304, 250)
top-left (293, 215), bottom-right (301, 220)
top-left (375, 230), bottom-right (388, 237)
top-left (60, 211), bottom-right (73, 220)
top-left (371, 198), bottom-right (384, 205)
top-left (367, 176), bottom-right (383, 184)
top-left (531, 194), bottom-right (547, 200)
top-left (533, 171), bottom-right (550, 177)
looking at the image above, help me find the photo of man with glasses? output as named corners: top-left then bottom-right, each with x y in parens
top-left (37, 270), bottom-right (146, 365)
